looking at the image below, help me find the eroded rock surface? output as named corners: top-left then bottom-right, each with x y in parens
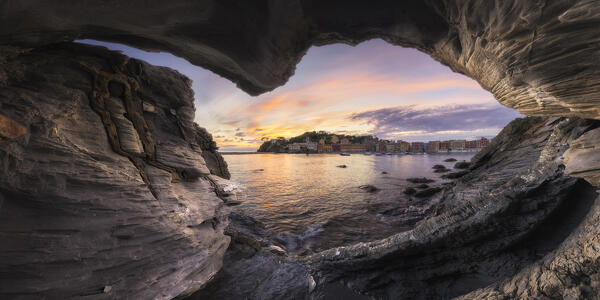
top-left (2, 1), bottom-right (600, 118)
top-left (301, 117), bottom-right (600, 299)
top-left (0, 43), bottom-right (234, 299)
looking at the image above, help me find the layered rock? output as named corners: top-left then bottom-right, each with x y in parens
top-left (0, 43), bottom-right (236, 299)
top-left (2, 1), bottom-right (600, 118)
top-left (301, 117), bottom-right (600, 299)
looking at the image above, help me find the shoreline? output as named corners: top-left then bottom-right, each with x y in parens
top-left (221, 151), bottom-right (480, 155)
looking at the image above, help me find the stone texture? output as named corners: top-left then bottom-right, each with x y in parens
top-left (300, 117), bottom-right (600, 299)
top-left (2, 1), bottom-right (600, 119)
top-left (0, 43), bottom-right (235, 299)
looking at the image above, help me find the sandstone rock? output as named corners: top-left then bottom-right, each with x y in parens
top-left (0, 113), bottom-right (27, 140)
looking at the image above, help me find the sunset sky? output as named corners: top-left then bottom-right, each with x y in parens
top-left (80, 39), bottom-right (522, 151)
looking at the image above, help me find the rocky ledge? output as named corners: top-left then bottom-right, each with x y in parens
top-left (0, 43), bottom-right (238, 299)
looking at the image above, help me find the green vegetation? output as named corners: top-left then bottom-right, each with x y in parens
top-left (257, 131), bottom-right (376, 152)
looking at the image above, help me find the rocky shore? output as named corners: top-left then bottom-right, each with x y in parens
top-left (2, 1), bottom-right (600, 299)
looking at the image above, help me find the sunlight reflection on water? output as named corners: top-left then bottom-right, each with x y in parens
top-left (224, 152), bottom-right (475, 253)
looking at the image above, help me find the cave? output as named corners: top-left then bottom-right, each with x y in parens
top-left (2, 1), bottom-right (600, 299)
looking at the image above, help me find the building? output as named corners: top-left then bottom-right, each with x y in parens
top-left (411, 142), bottom-right (425, 153)
top-left (480, 137), bottom-right (489, 148)
top-left (450, 140), bottom-right (466, 151)
top-left (440, 141), bottom-right (450, 152)
top-left (386, 142), bottom-right (397, 152)
top-left (340, 138), bottom-right (350, 145)
top-left (397, 141), bottom-right (410, 153)
top-left (330, 135), bottom-right (340, 144)
top-left (340, 144), bottom-right (367, 152)
top-left (466, 140), bottom-right (478, 149)
top-left (375, 141), bottom-right (387, 153)
top-left (288, 136), bottom-right (318, 153)
top-left (426, 141), bottom-right (440, 152)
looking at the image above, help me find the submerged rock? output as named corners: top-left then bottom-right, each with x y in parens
top-left (336, 165), bottom-right (347, 168)
top-left (444, 158), bottom-right (457, 162)
top-left (359, 185), bottom-right (379, 193)
top-left (432, 164), bottom-right (446, 170)
top-left (407, 177), bottom-right (435, 183)
top-left (415, 184), bottom-right (429, 189)
top-left (454, 161), bottom-right (470, 169)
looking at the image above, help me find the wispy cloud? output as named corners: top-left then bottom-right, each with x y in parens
top-left (351, 104), bottom-right (522, 139)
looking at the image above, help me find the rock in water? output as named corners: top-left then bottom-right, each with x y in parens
top-left (0, 43), bottom-right (233, 299)
top-left (337, 165), bottom-right (347, 168)
top-left (454, 161), bottom-right (470, 169)
top-left (359, 185), bottom-right (379, 193)
top-left (444, 158), bottom-right (457, 162)
top-left (407, 177), bottom-right (435, 183)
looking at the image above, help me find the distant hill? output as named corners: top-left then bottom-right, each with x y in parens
top-left (257, 131), bottom-right (374, 152)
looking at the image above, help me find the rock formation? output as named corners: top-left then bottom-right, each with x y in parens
top-left (1, 1), bottom-right (600, 299)
top-left (2, 1), bottom-right (600, 118)
top-left (0, 43), bottom-right (237, 299)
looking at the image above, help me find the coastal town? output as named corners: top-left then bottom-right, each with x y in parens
top-left (258, 131), bottom-right (489, 154)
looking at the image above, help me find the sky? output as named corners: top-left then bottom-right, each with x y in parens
top-left (79, 39), bottom-right (522, 151)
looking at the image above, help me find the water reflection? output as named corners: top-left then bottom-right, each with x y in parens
top-left (224, 153), bottom-right (474, 253)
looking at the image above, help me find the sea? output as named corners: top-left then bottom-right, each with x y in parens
top-left (223, 152), bottom-right (475, 254)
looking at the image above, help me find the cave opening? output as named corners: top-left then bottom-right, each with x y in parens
top-left (74, 38), bottom-right (530, 256)
top-left (3, 3), bottom-right (600, 299)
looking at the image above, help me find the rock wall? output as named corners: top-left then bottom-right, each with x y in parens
top-left (0, 43), bottom-right (236, 299)
top-left (2, 1), bottom-right (600, 118)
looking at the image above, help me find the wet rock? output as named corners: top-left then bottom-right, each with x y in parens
top-left (359, 185), bottom-right (379, 193)
top-left (432, 164), bottom-right (446, 170)
top-left (403, 187), bottom-right (417, 195)
top-left (444, 158), bottom-right (457, 162)
top-left (302, 117), bottom-right (600, 299)
top-left (442, 170), bottom-right (470, 179)
top-left (381, 171), bottom-right (388, 174)
top-left (336, 165), bottom-right (347, 168)
top-left (454, 161), bottom-right (470, 169)
top-left (415, 184), bottom-right (429, 189)
top-left (407, 177), bottom-right (434, 183)
top-left (414, 187), bottom-right (442, 198)
top-left (434, 168), bottom-right (450, 173)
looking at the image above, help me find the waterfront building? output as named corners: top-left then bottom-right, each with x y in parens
top-left (411, 142), bottom-right (425, 153)
top-left (450, 140), bottom-right (466, 151)
top-left (330, 135), bottom-right (340, 144)
top-left (426, 141), bottom-right (440, 152)
top-left (386, 143), bottom-right (397, 152)
top-left (480, 137), bottom-right (489, 148)
top-left (440, 141), bottom-right (450, 151)
top-left (340, 144), bottom-right (367, 152)
top-left (288, 136), bottom-right (318, 153)
top-left (375, 141), bottom-right (387, 153)
top-left (340, 138), bottom-right (350, 145)
top-left (397, 141), bottom-right (410, 152)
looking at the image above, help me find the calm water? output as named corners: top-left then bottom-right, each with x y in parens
top-left (224, 153), bottom-right (475, 253)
